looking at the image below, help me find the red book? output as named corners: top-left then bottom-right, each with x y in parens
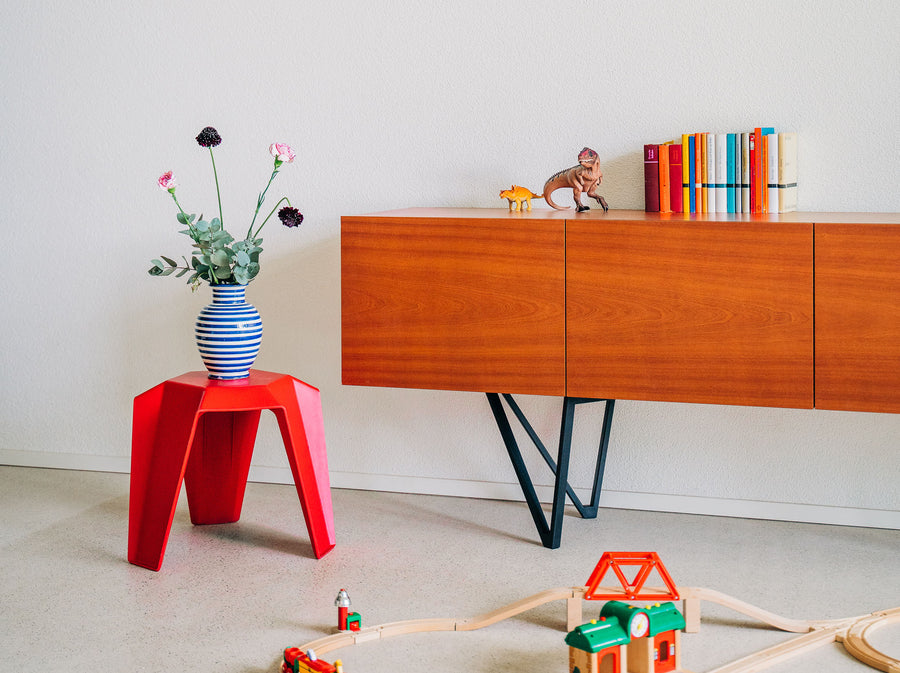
top-left (668, 143), bottom-right (683, 213)
top-left (644, 144), bottom-right (660, 212)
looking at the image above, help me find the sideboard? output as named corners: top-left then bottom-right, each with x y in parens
top-left (341, 208), bottom-right (900, 545)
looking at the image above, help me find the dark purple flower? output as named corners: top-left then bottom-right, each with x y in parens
top-left (278, 206), bottom-right (304, 228)
top-left (195, 126), bottom-right (222, 148)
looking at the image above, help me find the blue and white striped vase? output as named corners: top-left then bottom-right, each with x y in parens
top-left (194, 284), bottom-right (263, 380)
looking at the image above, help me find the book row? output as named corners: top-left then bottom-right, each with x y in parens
top-left (644, 129), bottom-right (798, 214)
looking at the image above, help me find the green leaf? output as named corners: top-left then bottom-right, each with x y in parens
top-left (160, 255), bottom-right (177, 266)
top-left (176, 212), bottom-right (196, 225)
top-left (196, 219), bottom-right (210, 233)
top-left (150, 258), bottom-right (165, 269)
top-left (176, 268), bottom-right (189, 278)
top-left (210, 250), bottom-right (229, 267)
top-left (235, 250), bottom-right (251, 267)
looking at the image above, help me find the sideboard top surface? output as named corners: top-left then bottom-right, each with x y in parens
top-left (345, 207), bottom-right (900, 225)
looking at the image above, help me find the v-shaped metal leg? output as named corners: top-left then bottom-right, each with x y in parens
top-left (486, 393), bottom-right (616, 549)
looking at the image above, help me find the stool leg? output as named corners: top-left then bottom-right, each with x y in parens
top-left (183, 410), bottom-right (261, 524)
top-left (271, 378), bottom-right (335, 558)
top-left (129, 382), bottom-right (205, 571)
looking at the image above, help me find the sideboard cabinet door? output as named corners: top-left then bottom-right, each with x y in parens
top-left (342, 212), bottom-right (566, 395)
top-left (816, 223), bottom-right (900, 413)
top-left (566, 219), bottom-right (815, 408)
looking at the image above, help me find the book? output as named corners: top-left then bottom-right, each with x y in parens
top-left (701, 133), bottom-right (709, 213)
top-left (766, 133), bottom-right (779, 214)
top-left (669, 142), bottom-right (683, 213)
top-left (726, 133), bottom-right (735, 213)
top-left (778, 132), bottom-right (798, 212)
top-left (681, 134), bottom-right (691, 213)
top-left (715, 133), bottom-right (727, 213)
top-left (757, 127), bottom-right (774, 212)
top-left (688, 134), bottom-right (696, 213)
top-left (694, 133), bottom-right (702, 212)
top-left (750, 131), bottom-right (758, 212)
top-left (644, 144), bottom-right (660, 212)
top-left (740, 132), bottom-right (750, 213)
top-left (730, 133), bottom-right (740, 213)
top-left (659, 143), bottom-right (671, 213)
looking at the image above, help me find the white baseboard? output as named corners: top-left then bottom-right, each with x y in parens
top-left (3, 450), bottom-right (898, 530)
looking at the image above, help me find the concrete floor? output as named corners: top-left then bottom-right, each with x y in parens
top-left (1, 465), bottom-right (898, 673)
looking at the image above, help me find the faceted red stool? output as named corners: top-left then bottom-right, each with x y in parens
top-left (128, 370), bottom-right (335, 570)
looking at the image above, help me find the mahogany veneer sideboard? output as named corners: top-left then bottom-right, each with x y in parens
top-left (341, 208), bottom-right (900, 546)
top-left (341, 209), bottom-right (567, 396)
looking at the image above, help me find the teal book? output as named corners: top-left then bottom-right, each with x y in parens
top-left (726, 133), bottom-right (736, 213)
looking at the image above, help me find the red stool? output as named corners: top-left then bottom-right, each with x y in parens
top-left (128, 370), bottom-right (335, 570)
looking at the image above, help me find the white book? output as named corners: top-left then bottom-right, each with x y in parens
top-left (778, 132), bottom-right (798, 213)
top-left (715, 133), bottom-right (728, 213)
top-left (741, 133), bottom-right (751, 213)
top-left (766, 133), bottom-right (779, 213)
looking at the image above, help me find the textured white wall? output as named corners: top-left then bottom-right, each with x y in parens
top-left (1, 0), bottom-right (898, 525)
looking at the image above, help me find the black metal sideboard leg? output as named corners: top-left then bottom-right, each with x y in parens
top-left (486, 393), bottom-right (616, 549)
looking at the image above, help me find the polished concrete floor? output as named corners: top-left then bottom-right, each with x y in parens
top-left (2, 465), bottom-right (898, 673)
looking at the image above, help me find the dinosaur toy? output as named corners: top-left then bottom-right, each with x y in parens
top-left (543, 147), bottom-right (609, 212)
top-left (499, 185), bottom-right (543, 211)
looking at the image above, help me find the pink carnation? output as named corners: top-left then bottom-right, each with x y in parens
top-left (158, 171), bottom-right (176, 191)
top-left (269, 143), bottom-right (295, 163)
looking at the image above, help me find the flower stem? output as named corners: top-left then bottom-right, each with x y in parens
top-left (247, 166), bottom-right (280, 239)
top-left (251, 197), bottom-right (292, 239)
top-left (170, 193), bottom-right (199, 237)
top-left (209, 147), bottom-right (223, 226)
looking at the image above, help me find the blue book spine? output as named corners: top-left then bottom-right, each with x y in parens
top-left (688, 134), bottom-right (696, 213)
top-left (726, 133), bottom-right (736, 213)
top-left (731, 133), bottom-right (741, 212)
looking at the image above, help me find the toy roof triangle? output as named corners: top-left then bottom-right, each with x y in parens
top-left (584, 552), bottom-right (679, 601)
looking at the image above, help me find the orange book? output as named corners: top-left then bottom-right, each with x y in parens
top-left (753, 127), bottom-right (762, 212)
top-left (761, 133), bottom-right (769, 213)
top-left (659, 143), bottom-right (671, 213)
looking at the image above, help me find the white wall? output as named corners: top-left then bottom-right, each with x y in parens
top-left (2, 0), bottom-right (898, 528)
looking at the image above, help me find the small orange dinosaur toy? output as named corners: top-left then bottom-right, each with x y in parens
top-left (499, 185), bottom-right (543, 211)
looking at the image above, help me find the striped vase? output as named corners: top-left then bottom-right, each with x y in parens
top-left (194, 284), bottom-right (263, 380)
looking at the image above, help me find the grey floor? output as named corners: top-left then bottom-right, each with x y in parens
top-left (2, 465), bottom-right (898, 673)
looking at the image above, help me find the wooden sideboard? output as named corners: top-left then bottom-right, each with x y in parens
top-left (341, 207), bottom-right (900, 547)
top-left (342, 208), bottom-right (900, 413)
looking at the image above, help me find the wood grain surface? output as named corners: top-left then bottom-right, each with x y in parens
top-left (341, 213), bottom-right (566, 395)
top-left (815, 223), bottom-right (900, 413)
top-left (566, 219), bottom-right (815, 407)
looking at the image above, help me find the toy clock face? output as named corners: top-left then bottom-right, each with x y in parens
top-left (630, 612), bottom-right (650, 638)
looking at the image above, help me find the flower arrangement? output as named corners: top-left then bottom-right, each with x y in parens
top-left (150, 126), bottom-right (304, 289)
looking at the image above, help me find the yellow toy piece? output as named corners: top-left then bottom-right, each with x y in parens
top-left (499, 185), bottom-right (543, 211)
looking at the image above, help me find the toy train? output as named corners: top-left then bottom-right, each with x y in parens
top-left (282, 648), bottom-right (343, 673)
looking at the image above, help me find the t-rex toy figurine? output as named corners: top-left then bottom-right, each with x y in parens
top-left (543, 147), bottom-right (609, 212)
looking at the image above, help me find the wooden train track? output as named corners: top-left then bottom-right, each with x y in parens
top-left (289, 586), bottom-right (900, 673)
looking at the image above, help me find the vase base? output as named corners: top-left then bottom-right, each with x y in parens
top-left (207, 372), bottom-right (251, 380)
